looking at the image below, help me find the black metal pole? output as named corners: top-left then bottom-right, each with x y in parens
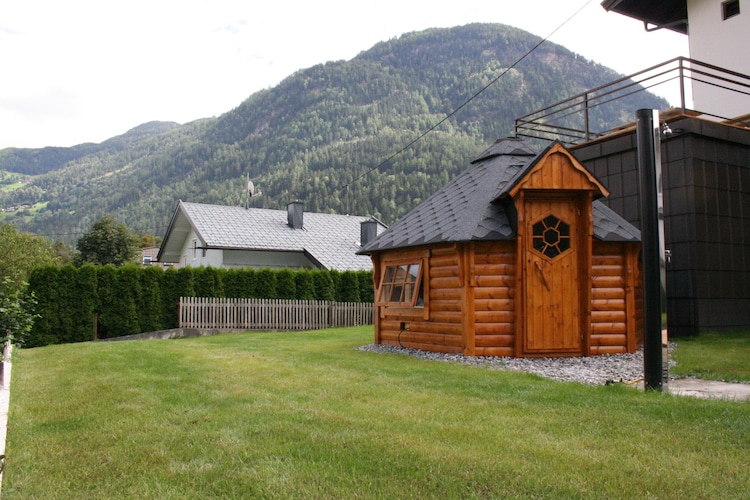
top-left (636, 109), bottom-right (665, 392)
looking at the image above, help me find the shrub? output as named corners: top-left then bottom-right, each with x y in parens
top-left (276, 269), bottom-right (297, 299)
top-left (23, 265), bottom-right (374, 346)
top-left (255, 269), bottom-right (277, 299)
top-left (295, 270), bottom-right (316, 300)
top-left (26, 266), bottom-right (61, 347)
top-left (312, 271), bottom-right (335, 301)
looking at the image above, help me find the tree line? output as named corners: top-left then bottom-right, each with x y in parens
top-left (26, 265), bottom-right (374, 348)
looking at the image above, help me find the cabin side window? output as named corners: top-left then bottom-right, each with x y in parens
top-left (378, 262), bottom-right (424, 307)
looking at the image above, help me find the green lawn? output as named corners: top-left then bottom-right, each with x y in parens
top-left (671, 330), bottom-right (750, 383)
top-left (4, 327), bottom-right (749, 499)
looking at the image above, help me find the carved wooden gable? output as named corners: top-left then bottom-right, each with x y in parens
top-left (509, 143), bottom-right (609, 197)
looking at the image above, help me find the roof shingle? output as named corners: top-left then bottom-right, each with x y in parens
top-left (360, 137), bottom-right (640, 254)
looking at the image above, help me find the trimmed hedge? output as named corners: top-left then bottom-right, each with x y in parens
top-left (25, 265), bottom-right (374, 347)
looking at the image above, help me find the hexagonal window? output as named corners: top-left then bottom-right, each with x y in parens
top-left (532, 215), bottom-right (570, 259)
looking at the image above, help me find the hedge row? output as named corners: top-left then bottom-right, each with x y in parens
top-left (26, 264), bottom-right (374, 347)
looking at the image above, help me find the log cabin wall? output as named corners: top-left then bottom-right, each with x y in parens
top-left (375, 244), bottom-right (464, 353)
top-left (471, 241), bottom-right (516, 356)
top-left (373, 240), bottom-right (641, 356)
top-left (375, 242), bottom-right (517, 355)
top-left (590, 241), bottom-right (642, 354)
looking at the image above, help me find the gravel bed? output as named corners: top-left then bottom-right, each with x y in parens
top-left (358, 343), bottom-right (674, 385)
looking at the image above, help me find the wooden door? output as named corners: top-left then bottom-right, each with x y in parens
top-left (523, 197), bottom-right (581, 354)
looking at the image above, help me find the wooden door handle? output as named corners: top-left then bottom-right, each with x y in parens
top-left (534, 261), bottom-right (551, 291)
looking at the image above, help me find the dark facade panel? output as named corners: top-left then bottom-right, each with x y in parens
top-left (573, 115), bottom-right (750, 336)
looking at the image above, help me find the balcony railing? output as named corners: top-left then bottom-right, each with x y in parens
top-left (514, 57), bottom-right (750, 144)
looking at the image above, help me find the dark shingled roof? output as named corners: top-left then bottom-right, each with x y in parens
top-left (360, 137), bottom-right (640, 254)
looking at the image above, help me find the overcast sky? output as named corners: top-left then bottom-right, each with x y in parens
top-left (0, 0), bottom-right (688, 150)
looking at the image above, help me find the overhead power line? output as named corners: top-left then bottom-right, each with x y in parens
top-left (344, 0), bottom-right (594, 191)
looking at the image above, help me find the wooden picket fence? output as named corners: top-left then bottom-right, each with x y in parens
top-left (179, 297), bottom-right (374, 330)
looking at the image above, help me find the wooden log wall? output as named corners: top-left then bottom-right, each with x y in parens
top-left (589, 242), bottom-right (640, 354)
top-left (472, 241), bottom-right (516, 356)
top-left (378, 245), bottom-right (464, 353)
top-left (375, 240), bottom-right (640, 357)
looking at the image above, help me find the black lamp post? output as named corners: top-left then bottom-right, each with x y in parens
top-left (636, 108), bottom-right (668, 392)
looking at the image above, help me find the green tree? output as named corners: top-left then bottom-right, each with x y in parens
top-left (75, 215), bottom-right (140, 266)
top-left (25, 266), bottom-right (61, 347)
top-left (275, 269), bottom-right (296, 299)
top-left (138, 266), bottom-right (163, 333)
top-left (108, 265), bottom-right (140, 338)
top-left (95, 265), bottom-right (118, 339)
top-left (295, 270), bottom-right (316, 300)
top-left (161, 267), bottom-right (195, 329)
top-left (312, 271), bottom-right (335, 301)
top-left (194, 267), bottom-right (223, 297)
top-left (337, 271), bottom-right (361, 302)
top-left (74, 264), bottom-right (98, 342)
top-left (0, 277), bottom-right (38, 347)
top-left (0, 223), bottom-right (59, 292)
top-left (357, 271), bottom-right (374, 302)
top-left (256, 269), bottom-right (277, 299)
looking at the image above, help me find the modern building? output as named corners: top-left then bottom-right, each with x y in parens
top-left (603, 0), bottom-right (750, 120)
top-left (513, 0), bottom-right (750, 336)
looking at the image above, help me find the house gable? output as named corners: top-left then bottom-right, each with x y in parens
top-left (508, 143), bottom-right (609, 197)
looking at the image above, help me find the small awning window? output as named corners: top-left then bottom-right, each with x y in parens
top-left (378, 263), bottom-right (424, 307)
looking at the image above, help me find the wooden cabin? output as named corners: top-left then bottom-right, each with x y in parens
top-left (359, 138), bottom-right (643, 357)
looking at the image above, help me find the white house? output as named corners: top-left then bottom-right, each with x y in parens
top-left (603, 0), bottom-right (750, 119)
top-left (157, 200), bottom-right (386, 271)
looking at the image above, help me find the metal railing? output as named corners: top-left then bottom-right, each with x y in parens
top-left (514, 57), bottom-right (750, 144)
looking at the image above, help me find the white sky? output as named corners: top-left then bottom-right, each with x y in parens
top-left (0, 0), bottom-right (688, 149)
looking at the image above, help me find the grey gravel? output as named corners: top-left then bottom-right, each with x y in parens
top-left (358, 343), bottom-right (675, 385)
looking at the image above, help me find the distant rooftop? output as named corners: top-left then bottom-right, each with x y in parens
top-left (159, 201), bottom-right (384, 271)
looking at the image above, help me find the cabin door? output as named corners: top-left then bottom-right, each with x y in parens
top-left (523, 196), bottom-right (582, 354)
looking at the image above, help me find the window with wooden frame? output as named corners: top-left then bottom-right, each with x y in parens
top-left (378, 262), bottom-right (424, 307)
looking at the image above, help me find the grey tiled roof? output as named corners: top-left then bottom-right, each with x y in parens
top-left (162, 202), bottom-right (383, 271)
top-left (360, 137), bottom-right (640, 253)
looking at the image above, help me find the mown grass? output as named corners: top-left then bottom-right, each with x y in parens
top-left (5, 327), bottom-right (750, 499)
top-left (671, 330), bottom-right (750, 382)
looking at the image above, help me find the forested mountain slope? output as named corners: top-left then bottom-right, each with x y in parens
top-left (0, 24), bottom-right (666, 245)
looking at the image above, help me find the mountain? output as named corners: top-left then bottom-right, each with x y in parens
top-left (0, 24), bottom-right (667, 246)
top-left (0, 121), bottom-right (180, 176)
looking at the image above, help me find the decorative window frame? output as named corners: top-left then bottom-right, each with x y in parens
top-left (531, 214), bottom-right (572, 261)
top-left (379, 262), bottom-right (424, 306)
top-left (376, 249), bottom-right (430, 319)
